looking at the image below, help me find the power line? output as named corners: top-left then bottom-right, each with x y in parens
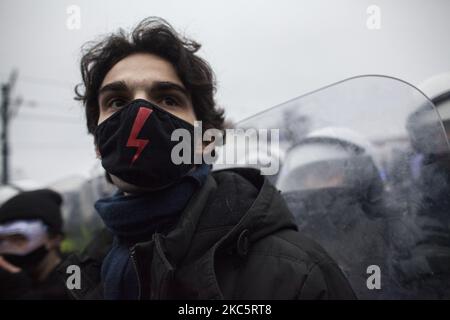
top-left (16, 99), bottom-right (81, 109)
top-left (0, 72), bottom-right (76, 90)
top-left (11, 144), bottom-right (90, 149)
top-left (15, 113), bottom-right (81, 124)
top-left (1, 70), bottom-right (90, 186)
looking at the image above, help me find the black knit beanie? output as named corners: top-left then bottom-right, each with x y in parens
top-left (0, 189), bottom-right (64, 235)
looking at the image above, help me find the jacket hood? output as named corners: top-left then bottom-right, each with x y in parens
top-left (160, 167), bottom-right (299, 267)
top-left (212, 167), bottom-right (298, 242)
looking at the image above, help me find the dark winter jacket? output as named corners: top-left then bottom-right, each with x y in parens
top-left (59, 168), bottom-right (356, 300)
top-left (0, 262), bottom-right (69, 300)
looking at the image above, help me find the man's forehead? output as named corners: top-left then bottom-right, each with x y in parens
top-left (100, 53), bottom-right (185, 91)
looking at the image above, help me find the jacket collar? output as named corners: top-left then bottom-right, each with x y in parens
top-left (154, 168), bottom-right (298, 268)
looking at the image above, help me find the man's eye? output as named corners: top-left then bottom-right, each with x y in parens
top-left (108, 98), bottom-right (127, 109)
top-left (161, 96), bottom-right (180, 107)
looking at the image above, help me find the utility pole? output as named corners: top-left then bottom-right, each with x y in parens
top-left (1, 70), bottom-right (18, 185)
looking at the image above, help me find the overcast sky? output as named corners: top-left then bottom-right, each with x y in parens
top-left (1, 0), bottom-right (449, 186)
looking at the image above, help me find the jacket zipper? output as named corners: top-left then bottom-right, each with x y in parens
top-left (130, 246), bottom-right (142, 300)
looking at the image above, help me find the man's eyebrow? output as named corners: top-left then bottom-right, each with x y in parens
top-left (98, 81), bottom-right (128, 96)
top-left (150, 81), bottom-right (190, 97)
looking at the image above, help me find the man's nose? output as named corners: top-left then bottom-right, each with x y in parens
top-left (133, 91), bottom-right (152, 103)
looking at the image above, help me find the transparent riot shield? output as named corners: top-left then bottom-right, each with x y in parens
top-left (213, 75), bottom-right (450, 299)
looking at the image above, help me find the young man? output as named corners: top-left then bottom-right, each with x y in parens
top-left (62, 17), bottom-right (355, 300)
top-left (0, 189), bottom-right (68, 299)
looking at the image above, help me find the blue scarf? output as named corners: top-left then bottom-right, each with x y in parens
top-left (95, 165), bottom-right (210, 300)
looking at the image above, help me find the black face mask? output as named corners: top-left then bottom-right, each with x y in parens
top-left (94, 99), bottom-right (196, 190)
top-left (3, 245), bottom-right (49, 271)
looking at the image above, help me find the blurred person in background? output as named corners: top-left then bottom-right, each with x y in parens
top-left (393, 73), bottom-right (450, 298)
top-left (0, 189), bottom-right (68, 299)
top-left (277, 127), bottom-right (391, 299)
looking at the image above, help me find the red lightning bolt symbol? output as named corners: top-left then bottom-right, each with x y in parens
top-left (126, 107), bottom-right (153, 165)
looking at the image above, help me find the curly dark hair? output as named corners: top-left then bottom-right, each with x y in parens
top-left (75, 17), bottom-right (225, 134)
